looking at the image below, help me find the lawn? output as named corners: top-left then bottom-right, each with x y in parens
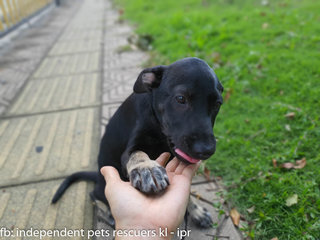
top-left (114, 0), bottom-right (320, 239)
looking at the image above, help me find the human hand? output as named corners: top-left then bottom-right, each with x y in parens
top-left (100, 152), bottom-right (201, 240)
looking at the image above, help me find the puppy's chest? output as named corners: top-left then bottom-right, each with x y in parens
top-left (137, 134), bottom-right (169, 160)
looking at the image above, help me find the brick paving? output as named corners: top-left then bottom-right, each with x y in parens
top-left (0, 0), bottom-right (243, 239)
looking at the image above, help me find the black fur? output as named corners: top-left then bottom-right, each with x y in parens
top-left (52, 171), bottom-right (97, 203)
top-left (52, 57), bottom-right (223, 208)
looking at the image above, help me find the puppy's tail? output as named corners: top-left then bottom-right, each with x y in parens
top-left (51, 171), bottom-right (98, 204)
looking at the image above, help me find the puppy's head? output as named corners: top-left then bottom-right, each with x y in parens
top-left (134, 57), bottom-right (223, 164)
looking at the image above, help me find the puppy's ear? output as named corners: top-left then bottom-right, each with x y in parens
top-left (134, 65), bottom-right (166, 93)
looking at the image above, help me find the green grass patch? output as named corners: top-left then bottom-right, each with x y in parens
top-left (114, 0), bottom-right (320, 238)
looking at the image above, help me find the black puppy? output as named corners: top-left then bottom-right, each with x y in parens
top-left (52, 57), bottom-right (223, 228)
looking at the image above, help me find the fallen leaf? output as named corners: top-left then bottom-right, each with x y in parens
top-left (294, 158), bottom-right (306, 169)
top-left (224, 88), bottom-right (233, 102)
top-left (247, 206), bottom-right (255, 214)
top-left (211, 52), bottom-right (221, 63)
top-left (286, 194), bottom-right (298, 206)
top-left (285, 112), bottom-right (295, 119)
top-left (281, 162), bottom-right (295, 169)
top-left (230, 208), bottom-right (240, 226)
top-left (280, 158), bottom-right (307, 169)
top-left (272, 158), bottom-right (277, 168)
top-left (204, 167), bottom-right (211, 181)
top-left (216, 176), bottom-right (222, 180)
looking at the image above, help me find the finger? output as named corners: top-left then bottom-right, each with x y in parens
top-left (175, 160), bottom-right (188, 175)
top-left (182, 161), bottom-right (202, 180)
top-left (155, 152), bottom-right (171, 167)
top-left (100, 166), bottom-right (122, 184)
top-left (166, 157), bottom-right (180, 172)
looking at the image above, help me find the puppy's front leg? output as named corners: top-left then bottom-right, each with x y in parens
top-left (127, 151), bottom-right (169, 194)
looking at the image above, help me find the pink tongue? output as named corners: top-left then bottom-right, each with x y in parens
top-left (175, 148), bottom-right (200, 164)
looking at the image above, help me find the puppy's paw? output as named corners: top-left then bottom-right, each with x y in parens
top-left (93, 199), bottom-right (115, 228)
top-left (129, 163), bottom-right (169, 194)
top-left (190, 205), bottom-right (213, 228)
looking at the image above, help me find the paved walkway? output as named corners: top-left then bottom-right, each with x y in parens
top-left (0, 0), bottom-right (243, 239)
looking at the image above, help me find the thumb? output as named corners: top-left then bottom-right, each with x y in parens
top-left (100, 166), bottom-right (122, 184)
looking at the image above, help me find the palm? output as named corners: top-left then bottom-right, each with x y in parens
top-left (102, 153), bottom-right (200, 235)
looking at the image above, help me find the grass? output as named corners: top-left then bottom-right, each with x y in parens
top-left (113, 0), bottom-right (320, 239)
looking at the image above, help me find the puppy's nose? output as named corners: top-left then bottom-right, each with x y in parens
top-left (192, 142), bottom-right (216, 160)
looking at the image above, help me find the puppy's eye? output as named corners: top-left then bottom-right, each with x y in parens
top-left (175, 95), bottom-right (187, 104)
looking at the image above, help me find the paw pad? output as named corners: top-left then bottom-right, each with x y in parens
top-left (129, 166), bottom-right (169, 194)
